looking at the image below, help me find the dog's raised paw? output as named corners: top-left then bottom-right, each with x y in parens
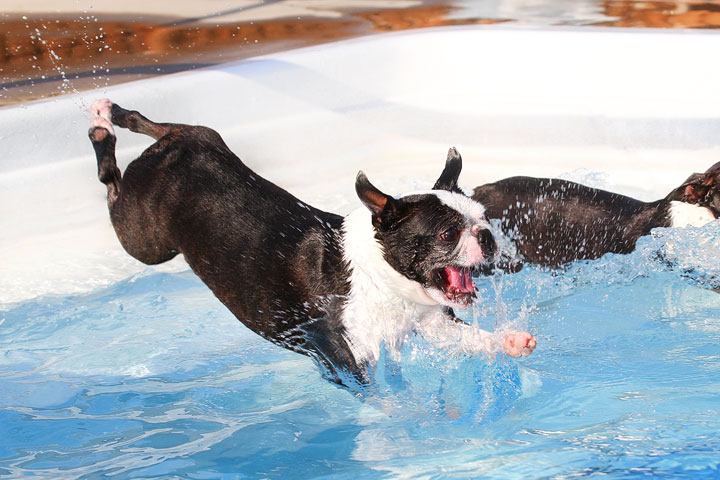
top-left (88, 123), bottom-right (111, 142)
top-left (89, 99), bottom-right (115, 137)
top-left (91, 98), bottom-right (113, 119)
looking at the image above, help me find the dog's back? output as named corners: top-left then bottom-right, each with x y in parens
top-left (473, 177), bottom-right (669, 267)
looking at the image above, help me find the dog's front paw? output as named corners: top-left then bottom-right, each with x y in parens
top-left (502, 331), bottom-right (536, 358)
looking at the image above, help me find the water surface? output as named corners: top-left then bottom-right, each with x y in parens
top-left (2, 223), bottom-right (719, 478)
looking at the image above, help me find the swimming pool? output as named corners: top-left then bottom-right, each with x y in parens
top-left (2, 27), bottom-right (720, 478)
top-left (2, 225), bottom-right (719, 478)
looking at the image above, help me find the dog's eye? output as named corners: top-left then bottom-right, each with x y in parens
top-left (440, 227), bottom-right (459, 242)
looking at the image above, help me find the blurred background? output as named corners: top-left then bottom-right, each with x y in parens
top-left (3, 0), bottom-right (720, 107)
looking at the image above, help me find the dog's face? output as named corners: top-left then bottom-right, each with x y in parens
top-left (669, 161), bottom-right (720, 217)
top-left (355, 148), bottom-right (496, 308)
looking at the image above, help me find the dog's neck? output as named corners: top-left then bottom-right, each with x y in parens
top-left (340, 207), bottom-right (442, 364)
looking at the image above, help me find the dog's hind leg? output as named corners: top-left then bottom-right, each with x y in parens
top-left (110, 103), bottom-right (172, 140)
top-left (88, 99), bottom-right (179, 265)
top-left (105, 100), bottom-right (226, 147)
top-left (108, 101), bottom-right (179, 140)
top-left (89, 99), bottom-right (121, 207)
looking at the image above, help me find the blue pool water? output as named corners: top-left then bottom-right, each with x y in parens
top-left (1, 224), bottom-right (720, 478)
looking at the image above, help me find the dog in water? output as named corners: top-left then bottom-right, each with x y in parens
top-left (88, 99), bottom-right (536, 385)
top-left (472, 164), bottom-right (720, 270)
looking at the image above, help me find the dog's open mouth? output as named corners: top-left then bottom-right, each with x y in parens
top-left (432, 266), bottom-right (477, 306)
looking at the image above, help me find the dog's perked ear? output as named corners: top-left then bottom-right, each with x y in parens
top-left (355, 171), bottom-right (398, 229)
top-left (433, 147), bottom-right (464, 194)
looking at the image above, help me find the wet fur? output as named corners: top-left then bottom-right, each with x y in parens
top-left (89, 101), bottom-right (498, 385)
top-left (473, 165), bottom-right (720, 268)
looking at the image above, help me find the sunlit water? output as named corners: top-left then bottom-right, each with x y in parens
top-left (2, 223), bottom-right (719, 478)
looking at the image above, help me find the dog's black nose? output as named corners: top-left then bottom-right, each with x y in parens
top-left (476, 227), bottom-right (497, 260)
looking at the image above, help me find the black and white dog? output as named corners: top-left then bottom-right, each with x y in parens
top-left (472, 164), bottom-right (720, 269)
top-left (88, 99), bottom-right (536, 385)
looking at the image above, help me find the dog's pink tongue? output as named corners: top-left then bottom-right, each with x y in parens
top-left (444, 267), bottom-right (475, 293)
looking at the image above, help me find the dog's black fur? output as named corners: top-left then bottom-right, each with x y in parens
top-left (89, 100), bottom-right (497, 385)
top-left (91, 102), bottom-right (356, 376)
top-left (472, 164), bottom-right (720, 268)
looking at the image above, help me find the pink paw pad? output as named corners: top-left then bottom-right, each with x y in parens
top-left (89, 99), bottom-right (115, 137)
top-left (503, 331), bottom-right (537, 358)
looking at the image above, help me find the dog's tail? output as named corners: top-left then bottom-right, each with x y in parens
top-left (89, 99), bottom-right (121, 206)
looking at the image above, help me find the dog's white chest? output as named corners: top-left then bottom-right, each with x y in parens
top-left (341, 297), bottom-right (435, 364)
top-left (669, 201), bottom-right (715, 228)
top-left (340, 208), bottom-right (441, 364)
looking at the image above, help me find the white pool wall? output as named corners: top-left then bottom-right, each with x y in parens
top-left (2, 26), bottom-right (720, 305)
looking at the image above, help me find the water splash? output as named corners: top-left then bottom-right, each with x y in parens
top-left (481, 221), bottom-right (720, 315)
top-left (18, 13), bottom-right (114, 112)
top-left (360, 335), bottom-right (524, 423)
top-left (557, 221), bottom-right (720, 293)
top-left (557, 167), bottom-right (611, 190)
